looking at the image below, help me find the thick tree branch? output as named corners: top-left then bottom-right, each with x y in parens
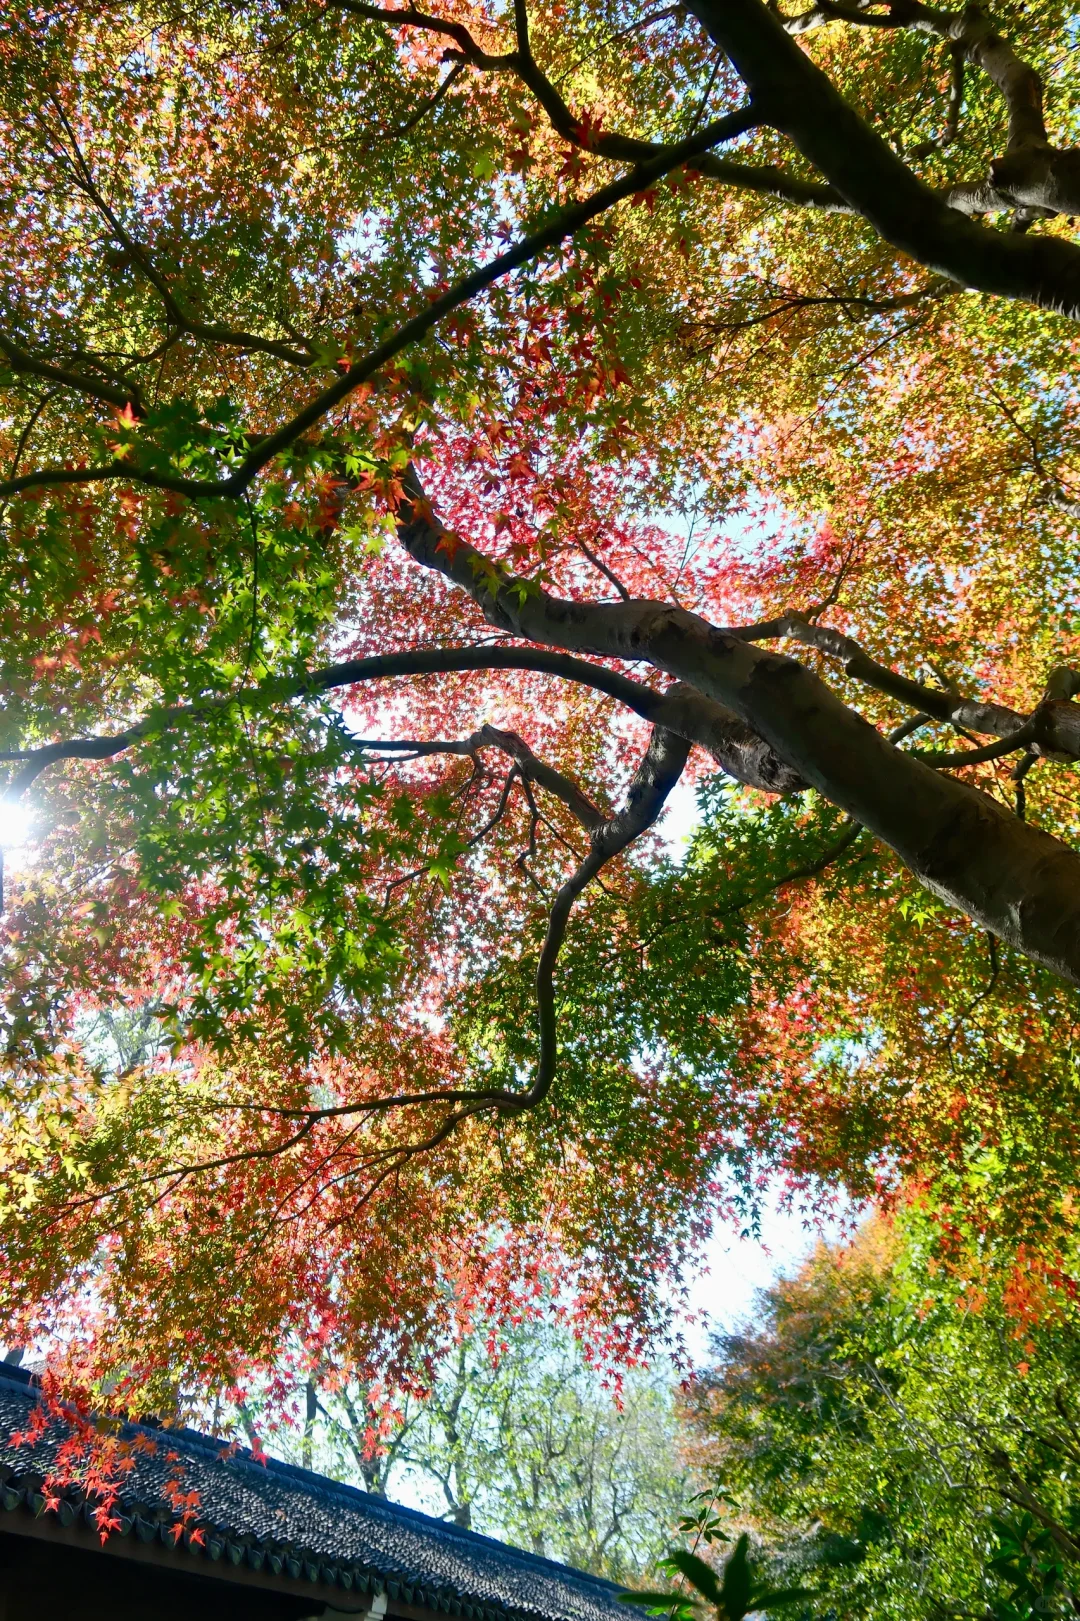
top-left (775, 0), bottom-right (1080, 218)
top-left (781, 0), bottom-right (904, 34)
top-left (335, 0), bottom-right (664, 162)
top-left (334, 0), bottom-right (516, 69)
top-left (0, 641), bottom-right (800, 806)
top-left (395, 470), bottom-right (1080, 985)
top-left (689, 157), bottom-right (853, 209)
top-left (885, 2), bottom-right (1045, 150)
top-left (341, 0), bottom-right (1026, 223)
top-left (683, 0), bottom-right (1080, 317)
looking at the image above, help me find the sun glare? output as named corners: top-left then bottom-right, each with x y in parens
top-left (0, 799), bottom-right (32, 851)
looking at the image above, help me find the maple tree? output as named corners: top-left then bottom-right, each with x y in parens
top-left (3, 0), bottom-right (1080, 1405)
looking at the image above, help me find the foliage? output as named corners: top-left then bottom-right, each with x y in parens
top-left (681, 1213), bottom-right (1080, 1619)
top-left (2, 0), bottom-right (1080, 1412)
top-left (623, 1528), bottom-right (810, 1621)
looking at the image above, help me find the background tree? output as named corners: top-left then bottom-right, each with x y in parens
top-left (3, 0), bottom-right (1080, 1405)
top-left (682, 1213), bottom-right (1080, 1619)
top-left (253, 1313), bottom-right (688, 1580)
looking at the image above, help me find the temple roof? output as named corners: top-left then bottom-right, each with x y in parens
top-left (0, 1362), bottom-right (630, 1621)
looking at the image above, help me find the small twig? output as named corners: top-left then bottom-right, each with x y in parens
top-left (243, 493), bottom-right (260, 671)
top-left (573, 537), bottom-right (632, 601)
top-left (380, 59), bottom-right (466, 140)
top-left (909, 41), bottom-right (965, 156)
top-left (381, 765), bottom-right (519, 907)
top-left (942, 933), bottom-right (1000, 1056)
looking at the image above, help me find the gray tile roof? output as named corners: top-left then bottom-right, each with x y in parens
top-left (0, 1363), bottom-right (628, 1621)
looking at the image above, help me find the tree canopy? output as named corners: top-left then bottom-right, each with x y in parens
top-left (683, 1213), bottom-right (1080, 1618)
top-left (3, 0), bottom-right (1080, 1406)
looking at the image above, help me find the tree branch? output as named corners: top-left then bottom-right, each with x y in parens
top-left (382, 59), bottom-right (467, 139)
top-left (689, 156), bottom-right (855, 211)
top-left (0, 107), bottom-right (757, 502)
top-left (911, 722), bottom-right (1039, 768)
top-left (333, 0), bottom-right (859, 212)
top-left (0, 640), bottom-right (799, 809)
top-left (909, 40), bottom-right (965, 159)
top-left (519, 723), bottom-right (690, 1110)
top-left (0, 331), bottom-right (142, 412)
top-left (571, 537), bottom-right (633, 600)
top-left (683, 0), bottom-right (1080, 316)
top-left (41, 95), bottom-right (315, 369)
top-left (40, 724), bottom-right (688, 1219)
top-left (346, 721), bottom-right (607, 828)
top-left (775, 0), bottom-right (1065, 213)
top-left (334, 0), bottom-right (516, 69)
top-left (278, 723), bottom-right (690, 1118)
top-left (735, 612), bottom-right (1080, 759)
top-left (683, 275), bottom-right (955, 340)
